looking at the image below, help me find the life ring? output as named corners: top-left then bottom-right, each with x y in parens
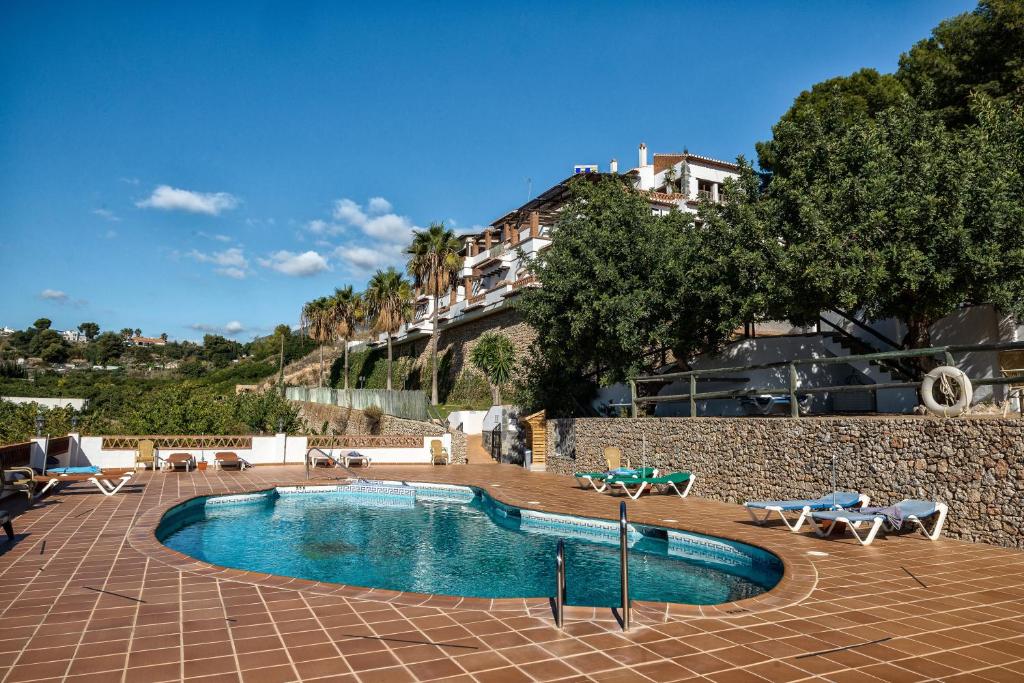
top-left (920, 366), bottom-right (973, 417)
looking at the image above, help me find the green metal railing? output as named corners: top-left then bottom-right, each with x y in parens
top-left (630, 340), bottom-right (1024, 418)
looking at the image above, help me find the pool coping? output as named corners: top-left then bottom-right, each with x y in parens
top-left (127, 478), bottom-right (818, 625)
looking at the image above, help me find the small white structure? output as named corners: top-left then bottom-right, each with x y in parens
top-left (2, 396), bottom-right (88, 410)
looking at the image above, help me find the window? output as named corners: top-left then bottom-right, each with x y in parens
top-left (697, 179), bottom-right (714, 200)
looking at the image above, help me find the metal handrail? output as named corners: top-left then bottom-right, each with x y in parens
top-left (631, 339), bottom-right (1024, 417)
top-left (619, 502), bottom-right (630, 631)
top-left (554, 539), bottom-right (566, 629)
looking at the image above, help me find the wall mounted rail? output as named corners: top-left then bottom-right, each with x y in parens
top-left (631, 340), bottom-right (1024, 418)
top-left (554, 539), bottom-right (566, 629)
top-left (619, 502), bottom-right (630, 631)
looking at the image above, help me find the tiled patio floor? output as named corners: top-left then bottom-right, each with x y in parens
top-left (2, 464), bottom-right (1024, 683)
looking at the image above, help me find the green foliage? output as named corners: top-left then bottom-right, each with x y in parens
top-left (77, 322), bottom-right (100, 340)
top-left (114, 384), bottom-right (301, 435)
top-left (0, 361), bottom-right (27, 379)
top-left (897, 0), bottom-right (1024, 128)
top-left (470, 333), bottom-right (516, 405)
top-left (88, 332), bottom-right (125, 365)
top-left (756, 69), bottom-right (906, 173)
top-left (766, 93), bottom-right (1024, 347)
top-left (33, 318), bottom-right (52, 331)
top-left (516, 176), bottom-right (697, 412)
top-left (201, 334), bottom-right (242, 367)
top-left (0, 401), bottom-right (82, 444)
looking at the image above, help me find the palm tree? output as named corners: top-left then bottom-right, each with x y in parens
top-left (406, 223), bottom-right (462, 405)
top-left (329, 285), bottom-right (362, 390)
top-left (470, 332), bottom-right (516, 405)
top-left (365, 267), bottom-right (413, 391)
top-left (300, 296), bottom-right (333, 387)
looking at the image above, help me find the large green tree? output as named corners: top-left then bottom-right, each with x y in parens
top-left (77, 322), bottom-right (100, 340)
top-left (406, 222), bottom-right (461, 405)
top-left (767, 93), bottom-right (1024, 350)
top-left (364, 267), bottom-right (413, 391)
top-left (897, 0), bottom-right (1024, 128)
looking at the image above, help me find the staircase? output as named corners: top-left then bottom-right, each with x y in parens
top-left (819, 332), bottom-right (918, 412)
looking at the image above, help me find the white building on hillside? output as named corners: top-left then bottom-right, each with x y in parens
top-left (375, 143), bottom-right (741, 350)
top-left (60, 329), bottom-right (86, 343)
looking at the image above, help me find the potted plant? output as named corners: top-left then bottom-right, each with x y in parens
top-left (197, 454), bottom-right (208, 471)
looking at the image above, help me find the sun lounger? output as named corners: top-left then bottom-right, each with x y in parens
top-left (575, 467), bottom-right (657, 492)
top-left (744, 491), bottom-right (869, 532)
top-left (162, 453), bottom-right (195, 472)
top-left (213, 452), bottom-right (249, 470)
top-left (33, 469), bottom-right (134, 497)
top-left (610, 471), bottom-right (695, 500)
top-left (344, 451), bottom-right (371, 467)
top-left (808, 499), bottom-right (949, 546)
top-left (0, 510), bottom-right (13, 542)
top-left (307, 448), bottom-right (341, 468)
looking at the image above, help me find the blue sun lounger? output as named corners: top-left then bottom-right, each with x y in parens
top-left (808, 499), bottom-right (948, 546)
top-left (744, 491), bottom-right (869, 532)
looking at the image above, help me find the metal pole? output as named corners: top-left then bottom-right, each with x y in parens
top-left (555, 539), bottom-right (565, 629)
top-left (689, 375), bottom-right (697, 417)
top-left (619, 501), bottom-right (630, 631)
top-left (629, 380), bottom-right (637, 418)
top-left (788, 362), bottom-right (799, 418)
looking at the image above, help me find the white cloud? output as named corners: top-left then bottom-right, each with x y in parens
top-left (102, 229), bottom-right (118, 239)
top-left (136, 185), bottom-right (240, 215)
top-left (332, 242), bottom-right (406, 272)
top-left (197, 231), bottom-right (232, 242)
top-left (306, 219), bottom-right (345, 236)
top-left (189, 320), bottom-right (247, 336)
top-left (93, 208), bottom-right (121, 222)
top-left (187, 247), bottom-right (249, 278)
top-left (329, 196), bottom-right (416, 243)
top-left (120, 177), bottom-right (140, 185)
top-left (367, 196), bottom-right (392, 214)
top-left (258, 250), bottom-right (329, 277)
top-left (332, 198), bottom-right (367, 225)
top-left (40, 289), bottom-right (68, 302)
top-left (217, 267), bottom-right (247, 280)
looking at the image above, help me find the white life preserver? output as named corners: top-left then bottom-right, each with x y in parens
top-left (920, 366), bottom-right (973, 417)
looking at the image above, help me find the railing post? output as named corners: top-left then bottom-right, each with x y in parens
top-left (619, 501), bottom-right (630, 631)
top-left (629, 380), bottom-right (637, 418)
top-left (689, 375), bottom-right (697, 417)
top-left (555, 539), bottom-right (566, 629)
top-left (788, 362), bottom-right (799, 418)
top-left (943, 349), bottom-right (955, 367)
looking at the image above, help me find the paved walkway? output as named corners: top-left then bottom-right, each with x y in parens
top-left (1, 464), bottom-right (1023, 683)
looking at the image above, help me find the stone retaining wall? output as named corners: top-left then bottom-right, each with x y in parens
top-left (293, 401), bottom-right (467, 464)
top-left (546, 416), bottom-right (1024, 547)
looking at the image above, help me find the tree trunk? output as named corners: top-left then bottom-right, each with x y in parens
top-left (430, 295), bottom-right (439, 406)
top-left (490, 382), bottom-right (501, 406)
top-left (318, 344), bottom-right (324, 388)
top-left (343, 338), bottom-right (349, 391)
top-left (906, 313), bottom-right (936, 374)
top-left (386, 336), bottom-right (393, 391)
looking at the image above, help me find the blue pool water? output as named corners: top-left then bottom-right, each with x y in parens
top-left (157, 483), bottom-right (782, 607)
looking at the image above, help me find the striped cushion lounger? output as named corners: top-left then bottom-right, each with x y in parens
top-left (744, 491), bottom-right (869, 532)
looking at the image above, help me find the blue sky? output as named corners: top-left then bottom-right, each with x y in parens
top-left (0, 0), bottom-right (974, 341)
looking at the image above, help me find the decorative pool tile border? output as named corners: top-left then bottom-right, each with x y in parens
top-left (520, 509), bottom-right (641, 540)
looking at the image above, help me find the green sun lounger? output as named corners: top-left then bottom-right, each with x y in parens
top-left (574, 467), bottom-right (657, 492)
top-left (609, 471), bottom-right (696, 500)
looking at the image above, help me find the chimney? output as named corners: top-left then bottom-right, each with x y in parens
top-left (609, 158), bottom-right (618, 174)
top-left (529, 211), bottom-right (540, 239)
top-left (638, 143), bottom-right (648, 168)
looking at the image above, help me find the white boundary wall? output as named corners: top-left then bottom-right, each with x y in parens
top-left (68, 433), bottom-right (451, 469)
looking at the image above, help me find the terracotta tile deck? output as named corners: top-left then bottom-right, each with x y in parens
top-left (1, 463), bottom-right (1024, 682)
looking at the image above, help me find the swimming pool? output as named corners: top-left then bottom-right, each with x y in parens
top-left (157, 482), bottom-right (783, 607)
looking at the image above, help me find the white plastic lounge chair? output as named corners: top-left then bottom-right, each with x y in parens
top-left (611, 472), bottom-right (694, 500)
top-left (307, 448), bottom-right (341, 468)
top-left (808, 499), bottom-right (949, 546)
top-left (745, 491), bottom-right (869, 532)
top-left (34, 469), bottom-right (134, 497)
